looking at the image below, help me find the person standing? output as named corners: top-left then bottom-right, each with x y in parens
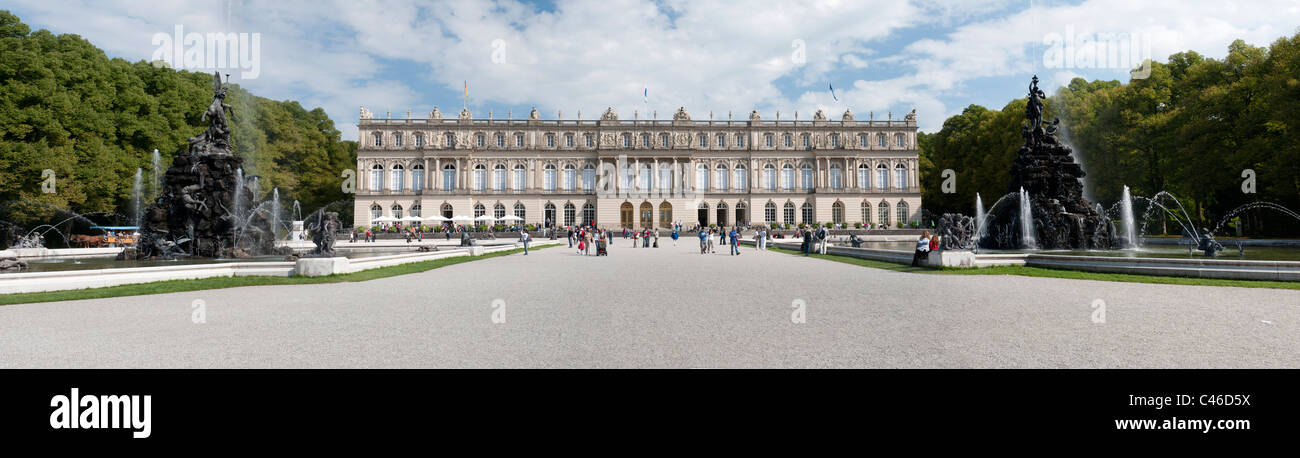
top-left (801, 228), bottom-right (813, 256)
top-left (520, 228), bottom-right (531, 255)
top-left (643, 229), bottom-right (651, 248)
top-left (698, 228), bottom-right (708, 254)
top-left (567, 228), bottom-right (574, 248)
top-left (729, 227), bottom-right (740, 255)
top-left (671, 228), bottom-right (679, 247)
top-left (817, 225), bottom-right (828, 254)
top-left (707, 228), bottom-right (716, 253)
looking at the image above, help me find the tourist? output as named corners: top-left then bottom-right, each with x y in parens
top-left (585, 230), bottom-right (594, 255)
top-left (698, 228), bottom-right (708, 254)
top-left (912, 231), bottom-right (932, 267)
top-left (729, 227), bottom-right (740, 255)
top-left (929, 234), bottom-right (941, 253)
top-left (520, 228), bottom-right (531, 255)
top-left (652, 230), bottom-right (659, 248)
top-left (643, 229), bottom-right (651, 248)
top-left (707, 228), bottom-right (716, 253)
top-left (567, 229), bottom-right (574, 248)
top-left (817, 225), bottom-right (828, 254)
top-left (671, 228), bottom-right (679, 246)
top-left (801, 228), bottom-right (813, 256)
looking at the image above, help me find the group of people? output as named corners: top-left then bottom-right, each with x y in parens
top-left (796, 226), bottom-right (830, 256)
top-left (568, 226), bottom-right (611, 256)
top-left (697, 226), bottom-right (748, 255)
top-left (911, 230), bottom-right (942, 266)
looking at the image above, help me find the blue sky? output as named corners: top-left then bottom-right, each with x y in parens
top-left (8, 0), bottom-right (1299, 138)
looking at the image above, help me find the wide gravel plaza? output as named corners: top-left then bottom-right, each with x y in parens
top-left (1, 239), bottom-right (1297, 368)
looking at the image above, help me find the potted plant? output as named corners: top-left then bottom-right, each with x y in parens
top-left (854, 222), bottom-right (862, 229)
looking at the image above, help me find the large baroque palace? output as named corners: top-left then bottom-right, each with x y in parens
top-left (354, 106), bottom-right (921, 229)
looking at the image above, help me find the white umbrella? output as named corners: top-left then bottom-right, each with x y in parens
top-left (474, 214), bottom-right (495, 221)
top-left (422, 215), bottom-right (449, 222)
top-left (499, 215), bottom-right (523, 222)
top-left (371, 216), bottom-right (395, 223)
top-left (451, 215), bottom-right (474, 222)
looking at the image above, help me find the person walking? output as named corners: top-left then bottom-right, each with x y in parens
top-left (520, 228), bottom-right (531, 255)
top-left (707, 228), bottom-right (716, 253)
top-left (643, 229), bottom-right (651, 248)
top-left (729, 227), bottom-right (740, 255)
top-left (698, 228), bottom-right (708, 255)
top-left (567, 229), bottom-right (574, 248)
top-left (671, 228), bottom-right (679, 247)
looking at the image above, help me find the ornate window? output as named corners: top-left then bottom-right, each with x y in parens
top-left (660, 133), bottom-right (670, 148)
top-left (623, 133), bottom-right (632, 148)
top-left (733, 164), bottom-right (747, 190)
top-left (494, 203), bottom-right (506, 225)
top-left (858, 133), bottom-right (867, 148)
top-left (832, 201), bottom-right (844, 224)
top-left (473, 203), bottom-right (485, 218)
top-left (716, 134), bottom-right (726, 148)
top-left (372, 132), bottom-right (383, 147)
top-left (736, 133), bottom-right (745, 148)
top-left (696, 163), bottom-right (709, 191)
top-left (765, 134), bottom-right (774, 148)
top-left (583, 164), bottom-right (595, 192)
top-left (544, 203), bottom-right (556, 227)
top-left (476, 134), bottom-right (485, 148)
top-left (896, 133), bottom-right (906, 148)
top-left (370, 164), bottom-right (383, 191)
top-left (442, 164), bottom-right (456, 191)
top-left (370, 204), bottom-right (382, 221)
top-left (563, 202), bottom-right (576, 226)
top-left (763, 164), bottom-right (776, 191)
top-left (764, 202), bottom-right (777, 222)
top-left (565, 134), bottom-right (574, 148)
top-left (801, 134), bottom-right (810, 148)
top-left (714, 163), bottom-right (728, 190)
top-left (514, 202), bottom-right (526, 221)
top-left (895, 163), bottom-right (908, 190)
top-left (495, 134), bottom-right (505, 148)
top-left (830, 134), bottom-right (839, 148)
top-left (544, 164), bottom-right (557, 191)
top-left (445, 133), bottom-right (455, 148)
top-left (783, 134), bottom-right (793, 148)
top-left (412, 164), bottom-right (425, 191)
top-left (390, 164), bottom-right (404, 191)
top-left (698, 134), bottom-right (707, 148)
top-left (861, 201), bottom-right (871, 225)
top-left (639, 163), bottom-right (652, 191)
top-left (414, 132), bottom-right (424, 148)
top-left (582, 203), bottom-right (596, 226)
top-left (877, 163), bottom-right (889, 190)
top-left (858, 163), bottom-right (870, 189)
top-left (392, 204), bottom-right (403, 220)
top-left (410, 204), bottom-right (421, 218)
top-left (783, 202), bottom-right (795, 225)
top-left (657, 163), bottom-right (673, 191)
top-left (473, 164), bottom-right (486, 191)
top-left (801, 202), bottom-right (814, 223)
top-left (781, 164), bottom-right (794, 190)
top-left (800, 163), bottom-right (813, 189)
top-left (829, 163), bottom-right (842, 189)
top-left (394, 133), bottom-right (402, 148)
top-left (897, 201), bottom-right (910, 226)
top-left (878, 201), bottom-right (890, 225)
top-left (563, 164), bottom-right (576, 191)
top-left (515, 134), bottom-right (524, 147)
top-left (584, 134), bottom-right (593, 147)
top-left (493, 164), bottom-right (506, 191)
top-left (641, 134), bottom-right (651, 148)
top-left (546, 134), bottom-right (555, 148)
top-left (877, 133), bottom-right (887, 148)
top-left (513, 164), bottom-right (525, 191)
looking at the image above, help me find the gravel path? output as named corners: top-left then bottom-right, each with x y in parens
top-left (1, 239), bottom-right (1296, 368)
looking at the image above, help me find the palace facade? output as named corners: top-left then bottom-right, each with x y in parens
top-left (354, 106), bottom-right (921, 229)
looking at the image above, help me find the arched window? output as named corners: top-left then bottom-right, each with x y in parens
top-left (441, 203), bottom-right (453, 218)
top-left (878, 201), bottom-right (890, 226)
top-left (442, 164), bottom-right (456, 191)
top-left (783, 202), bottom-right (795, 225)
top-left (372, 132), bottom-right (383, 147)
top-left (800, 163), bottom-right (813, 189)
top-left (716, 202), bottom-right (728, 227)
top-left (763, 164), bottom-right (776, 191)
top-left (639, 163), bottom-right (652, 191)
top-left (877, 163), bottom-right (889, 190)
top-left (393, 132), bottom-right (402, 148)
top-left (640, 202), bottom-right (653, 227)
top-left (391, 204), bottom-right (403, 220)
top-left (494, 203), bottom-right (506, 225)
top-left (715, 163), bottom-right (729, 190)
top-left (658, 202), bottom-right (672, 228)
top-left (832, 201), bottom-right (844, 224)
top-left (410, 204), bottom-right (422, 218)
top-left (764, 202), bottom-right (777, 222)
top-left (544, 203), bottom-right (556, 227)
top-left (829, 163), bottom-right (842, 189)
top-left (657, 163), bottom-right (673, 191)
top-left (563, 202), bottom-right (576, 226)
top-left (583, 164), bottom-right (596, 192)
top-left (513, 202), bottom-right (526, 221)
top-left (800, 202), bottom-right (814, 224)
top-left (513, 164), bottom-right (526, 191)
top-left (895, 163), bottom-right (908, 190)
top-left (563, 164), bottom-right (576, 191)
top-left (473, 203), bottom-right (486, 219)
top-left (370, 164), bottom-right (383, 191)
top-left (493, 164), bottom-right (506, 191)
top-left (781, 164), bottom-right (794, 190)
top-left (412, 164), bottom-right (425, 191)
top-left (390, 164), bottom-right (404, 191)
top-left (696, 163), bottom-right (709, 191)
top-left (582, 203), bottom-right (595, 226)
top-left (370, 203), bottom-right (381, 221)
top-left (897, 201), bottom-right (910, 226)
top-left (895, 133), bottom-right (906, 148)
top-left (473, 164), bottom-right (486, 191)
top-left (733, 164), bottom-right (747, 190)
top-left (857, 163), bottom-right (870, 189)
top-left (544, 164), bottom-right (557, 191)
top-left (861, 201), bottom-right (871, 225)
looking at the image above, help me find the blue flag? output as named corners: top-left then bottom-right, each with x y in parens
top-left (829, 83), bottom-right (838, 101)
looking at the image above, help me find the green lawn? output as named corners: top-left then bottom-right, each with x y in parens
top-left (0, 246), bottom-right (546, 306)
top-left (769, 246), bottom-right (1300, 290)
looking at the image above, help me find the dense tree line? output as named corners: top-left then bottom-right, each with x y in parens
top-left (0, 11), bottom-right (355, 244)
top-left (921, 32), bottom-right (1300, 236)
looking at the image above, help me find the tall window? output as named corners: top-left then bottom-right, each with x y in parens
top-left (877, 133), bottom-right (887, 148)
top-left (582, 203), bottom-right (595, 226)
top-left (877, 164), bottom-right (889, 190)
top-left (513, 203), bottom-right (526, 221)
top-left (565, 134), bottom-right (574, 148)
top-left (445, 133), bottom-right (455, 148)
top-left (800, 163), bottom-right (813, 189)
top-left (370, 204), bottom-right (381, 221)
top-left (858, 163), bottom-right (870, 189)
top-left (583, 164), bottom-right (595, 192)
top-left (660, 133), bottom-right (670, 148)
top-left (698, 134), bottom-right (707, 148)
top-left (878, 201), bottom-right (890, 225)
top-left (390, 164), bottom-right (404, 191)
top-left (896, 133), bottom-right (906, 148)
top-left (696, 164), bottom-right (708, 191)
top-left (733, 164), bottom-right (747, 190)
top-left (392, 204), bottom-right (403, 220)
top-left (412, 164), bottom-right (425, 191)
top-left (516, 134), bottom-right (524, 147)
top-left (764, 202), bottom-right (777, 222)
top-left (370, 164), bottom-right (383, 191)
top-left (495, 134), bottom-right (505, 148)
top-left (442, 164), bottom-right (456, 191)
top-left (372, 132), bottom-right (383, 147)
top-left (861, 201), bottom-right (871, 225)
top-left (832, 201), bottom-right (844, 224)
top-left (544, 164), bottom-right (557, 191)
top-left (544, 203), bottom-right (556, 227)
top-left (639, 163), bottom-right (652, 192)
top-left (414, 132), bottom-right (424, 148)
top-left (736, 134), bottom-right (745, 148)
top-left (410, 205), bottom-right (421, 218)
top-left (584, 134), bottom-right (593, 147)
top-left (473, 164), bottom-right (486, 191)
top-left (763, 164), bottom-right (776, 191)
top-left (858, 133), bottom-right (867, 148)
top-left (897, 202), bottom-right (910, 226)
top-left (830, 134), bottom-right (839, 148)
top-left (563, 203), bottom-right (576, 226)
top-left (642, 134), bottom-right (651, 148)
top-left (623, 134), bottom-right (632, 148)
top-left (783, 202), bottom-right (795, 225)
top-left (563, 164), bottom-right (576, 191)
top-left (494, 203), bottom-right (506, 225)
top-left (513, 164), bottom-right (526, 191)
top-left (474, 203), bottom-right (486, 218)
top-left (765, 134), bottom-right (773, 148)
top-left (801, 202), bottom-right (814, 223)
top-left (895, 164), bottom-right (908, 190)
top-left (476, 134), bottom-right (485, 148)
top-left (830, 163), bottom-right (842, 189)
top-left (716, 134), bottom-right (726, 148)
top-left (546, 134), bottom-right (555, 148)
top-left (801, 134), bottom-right (810, 148)
top-left (783, 134), bottom-right (792, 148)
top-left (715, 164), bottom-right (728, 191)
top-left (493, 164), bottom-right (506, 191)
top-left (781, 164), bottom-right (794, 190)
top-left (393, 133), bottom-right (402, 147)
top-left (657, 164), bottom-right (672, 191)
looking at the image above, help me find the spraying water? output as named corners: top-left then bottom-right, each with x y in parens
top-left (974, 193), bottom-right (986, 241)
top-left (233, 168), bottom-right (245, 219)
top-left (1019, 187), bottom-right (1036, 249)
top-left (132, 168), bottom-right (143, 228)
top-left (1120, 185), bottom-right (1137, 249)
top-left (151, 149), bottom-right (162, 196)
top-left (271, 187), bottom-right (281, 240)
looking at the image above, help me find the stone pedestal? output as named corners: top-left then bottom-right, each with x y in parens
top-left (926, 250), bottom-right (976, 268)
top-left (295, 257), bottom-right (350, 277)
top-left (467, 246), bottom-right (486, 256)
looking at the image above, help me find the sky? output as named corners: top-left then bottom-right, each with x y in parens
top-left (7, 0), bottom-right (1300, 139)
